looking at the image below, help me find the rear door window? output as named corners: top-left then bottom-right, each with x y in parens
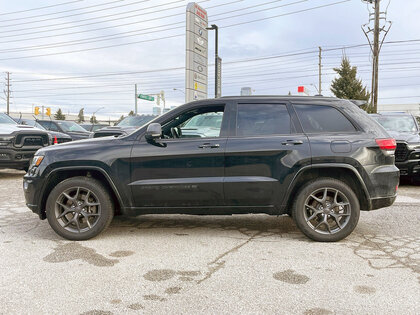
top-left (294, 104), bottom-right (356, 133)
top-left (236, 104), bottom-right (291, 136)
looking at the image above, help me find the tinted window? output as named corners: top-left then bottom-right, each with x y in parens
top-left (294, 105), bottom-right (356, 133)
top-left (236, 104), bottom-right (291, 136)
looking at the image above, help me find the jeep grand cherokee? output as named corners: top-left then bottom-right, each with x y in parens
top-left (23, 96), bottom-right (399, 242)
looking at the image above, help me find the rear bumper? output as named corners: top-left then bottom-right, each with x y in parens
top-left (364, 164), bottom-right (399, 210)
top-left (370, 195), bottom-right (397, 210)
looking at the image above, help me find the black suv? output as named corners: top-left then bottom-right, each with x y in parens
top-left (23, 96), bottom-right (399, 242)
top-left (370, 112), bottom-right (420, 182)
top-left (37, 120), bottom-right (92, 140)
top-left (92, 115), bottom-right (156, 138)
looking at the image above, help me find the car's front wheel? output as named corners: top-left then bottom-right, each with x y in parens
top-left (292, 178), bottom-right (360, 242)
top-left (46, 176), bottom-right (114, 240)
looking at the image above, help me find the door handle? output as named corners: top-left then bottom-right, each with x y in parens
top-left (282, 140), bottom-right (304, 146)
top-left (198, 143), bottom-right (220, 148)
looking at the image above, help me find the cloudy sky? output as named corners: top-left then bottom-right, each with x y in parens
top-left (0, 0), bottom-right (419, 119)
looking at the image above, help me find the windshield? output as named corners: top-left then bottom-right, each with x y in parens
top-left (56, 121), bottom-right (88, 132)
top-left (372, 115), bottom-right (418, 133)
top-left (0, 113), bottom-right (17, 125)
top-left (18, 119), bottom-right (47, 130)
top-left (117, 115), bottom-right (156, 127)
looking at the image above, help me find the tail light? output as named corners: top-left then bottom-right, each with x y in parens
top-left (376, 138), bottom-right (396, 150)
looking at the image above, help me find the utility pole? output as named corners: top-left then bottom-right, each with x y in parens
top-left (5, 72), bottom-right (10, 114)
top-left (135, 84), bottom-right (138, 115)
top-left (318, 47), bottom-right (322, 95)
top-left (362, 0), bottom-right (392, 113)
top-left (372, 0), bottom-right (380, 112)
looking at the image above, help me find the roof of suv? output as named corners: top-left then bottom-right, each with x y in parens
top-left (218, 95), bottom-right (340, 102)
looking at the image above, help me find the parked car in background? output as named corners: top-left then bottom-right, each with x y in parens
top-left (37, 120), bottom-right (92, 140)
top-left (14, 118), bottom-right (72, 144)
top-left (92, 115), bottom-right (156, 138)
top-left (24, 96), bottom-right (399, 242)
top-left (180, 112), bottom-right (223, 138)
top-left (370, 112), bottom-right (420, 182)
top-left (0, 113), bottom-right (49, 171)
top-left (79, 123), bottom-right (109, 132)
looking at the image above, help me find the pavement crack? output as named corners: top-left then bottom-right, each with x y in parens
top-left (197, 231), bottom-right (262, 284)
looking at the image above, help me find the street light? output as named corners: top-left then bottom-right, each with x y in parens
top-left (206, 24), bottom-right (220, 98)
top-left (173, 88), bottom-right (185, 95)
top-left (92, 106), bottom-right (104, 124)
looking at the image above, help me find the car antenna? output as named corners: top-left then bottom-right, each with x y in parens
top-left (18, 112), bottom-right (22, 123)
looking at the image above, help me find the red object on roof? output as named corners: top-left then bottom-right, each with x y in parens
top-left (297, 86), bottom-right (305, 93)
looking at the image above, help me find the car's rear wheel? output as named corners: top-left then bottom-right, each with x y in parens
top-left (46, 176), bottom-right (114, 240)
top-left (292, 178), bottom-right (360, 242)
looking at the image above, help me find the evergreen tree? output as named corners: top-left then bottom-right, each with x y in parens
top-left (54, 108), bottom-right (66, 120)
top-left (128, 110), bottom-right (135, 116)
top-left (331, 57), bottom-right (370, 105)
top-left (77, 108), bottom-right (85, 123)
top-left (90, 115), bottom-right (98, 124)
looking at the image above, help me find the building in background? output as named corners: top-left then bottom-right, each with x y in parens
top-left (378, 104), bottom-right (420, 116)
top-left (240, 87), bottom-right (253, 96)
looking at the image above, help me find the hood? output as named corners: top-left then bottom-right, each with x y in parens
top-left (387, 130), bottom-right (420, 143)
top-left (47, 130), bottom-right (72, 139)
top-left (94, 126), bottom-right (136, 135)
top-left (0, 123), bottom-right (45, 135)
top-left (38, 136), bottom-right (116, 154)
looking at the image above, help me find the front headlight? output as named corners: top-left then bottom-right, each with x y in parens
top-left (0, 136), bottom-right (13, 141)
top-left (31, 155), bottom-right (44, 168)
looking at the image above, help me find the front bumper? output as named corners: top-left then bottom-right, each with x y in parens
top-left (23, 173), bottom-right (45, 219)
top-left (396, 159), bottom-right (420, 178)
top-left (0, 148), bottom-right (37, 169)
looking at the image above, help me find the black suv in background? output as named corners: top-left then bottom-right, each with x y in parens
top-left (370, 112), bottom-right (420, 182)
top-left (15, 118), bottom-right (72, 144)
top-left (37, 120), bottom-right (92, 140)
top-left (92, 115), bottom-right (156, 138)
top-left (0, 113), bottom-right (49, 171)
top-left (24, 96), bottom-right (399, 242)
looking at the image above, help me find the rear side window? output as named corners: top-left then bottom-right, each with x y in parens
top-left (294, 105), bottom-right (356, 133)
top-left (236, 104), bottom-right (291, 136)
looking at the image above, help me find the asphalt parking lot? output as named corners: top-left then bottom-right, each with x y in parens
top-left (0, 169), bottom-right (419, 315)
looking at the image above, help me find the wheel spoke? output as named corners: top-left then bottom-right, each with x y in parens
top-left (74, 187), bottom-right (80, 200)
top-left (324, 217), bottom-right (332, 234)
top-left (313, 220), bottom-right (325, 231)
top-left (85, 202), bottom-right (100, 207)
top-left (57, 208), bottom-right (74, 219)
top-left (331, 214), bottom-right (343, 229)
top-left (306, 213), bottom-right (318, 222)
top-left (74, 214), bottom-right (81, 233)
top-left (63, 216), bottom-right (75, 228)
top-left (62, 192), bottom-right (74, 202)
top-left (310, 194), bottom-right (323, 203)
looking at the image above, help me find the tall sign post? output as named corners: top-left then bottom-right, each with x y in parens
top-left (185, 3), bottom-right (208, 103)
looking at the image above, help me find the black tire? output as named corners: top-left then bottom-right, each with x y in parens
top-left (292, 178), bottom-right (360, 242)
top-left (46, 176), bottom-right (114, 240)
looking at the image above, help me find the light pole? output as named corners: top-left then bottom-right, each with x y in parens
top-left (206, 24), bottom-right (220, 98)
top-left (173, 88), bottom-right (185, 95)
top-left (92, 107), bottom-right (104, 124)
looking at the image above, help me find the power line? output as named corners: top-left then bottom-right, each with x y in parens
top-left (0, 0), bottom-right (83, 17)
top-left (0, 0), bottom-right (154, 26)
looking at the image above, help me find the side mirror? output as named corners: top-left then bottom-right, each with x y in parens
top-left (145, 123), bottom-right (162, 141)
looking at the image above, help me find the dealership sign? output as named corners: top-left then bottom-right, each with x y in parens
top-left (185, 2), bottom-right (208, 102)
